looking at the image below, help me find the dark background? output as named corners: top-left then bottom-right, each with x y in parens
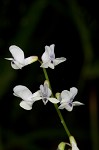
top-left (0, 0), bottom-right (99, 150)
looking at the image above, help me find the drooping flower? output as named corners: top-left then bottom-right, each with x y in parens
top-left (32, 80), bottom-right (60, 105)
top-left (57, 137), bottom-right (79, 150)
top-left (40, 44), bottom-right (66, 69)
top-left (5, 45), bottom-right (38, 69)
top-left (69, 136), bottom-right (80, 150)
top-left (58, 87), bottom-right (84, 111)
top-left (13, 85), bottom-right (37, 110)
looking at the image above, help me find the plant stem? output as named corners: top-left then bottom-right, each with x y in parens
top-left (42, 67), bottom-right (71, 137)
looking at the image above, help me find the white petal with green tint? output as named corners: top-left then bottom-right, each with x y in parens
top-left (24, 56), bottom-right (38, 65)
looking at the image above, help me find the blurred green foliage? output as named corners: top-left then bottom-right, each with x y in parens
top-left (0, 0), bottom-right (99, 150)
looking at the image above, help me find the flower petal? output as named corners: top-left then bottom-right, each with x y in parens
top-left (73, 101), bottom-right (84, 106)
top-left (59, 103), bottom-right (73, 111)
top-left (5, 58), bottom-right (13, 60)
top-left (11, 60), bottom-right (23, 69)
top-left (61, 90), bottom-right (71, 102)
top-left (49, 44), bottom-right (55, 59)
top-left (45, 45), bottom-right (51, 55)
top-left (40, 62), bottom-right (49, 68)
top-left (47, 87), bottom-right (52, 97)
top-left (50, 44), bottom-right (55, 52)
top-left (58, 103), bottom-right (66, 109)
top-left (41, 61), bottom-right (54, 69)
top-left (70, 87), bottom-right (78, 98)
top-left (53, 57), bottom-right (66, 66)
top-left (40, 83), bottom-right (52, 98)
top-left (64, 104), bottom-right (73, 111)
top-left (20, 101), bottom-right (33, 110)
top-left (9, 45), bottom-right (24, 64)
top-left (32, 90), bottom-right (42, 101)
top-left (41, 49), bottom-right (49, 63)
top-left (24, 56), bottom-right (38, 65)
top-left (13, 85), bottom-right (33, 101)
top-left (48, 98), bottom-right (60, 104)
top-left (48, 62), bottom-right (55, 69)
top-left (11, 61), bottom-right (21, 69)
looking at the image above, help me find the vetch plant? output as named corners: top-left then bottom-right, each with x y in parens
top-left (5, 44), bottom-right (84, 149)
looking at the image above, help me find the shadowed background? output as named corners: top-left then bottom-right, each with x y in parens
top-left (0, 0), bottom-right (99, 150)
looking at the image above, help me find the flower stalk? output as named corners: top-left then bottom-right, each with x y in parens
top-left (42, 67), bottom-right (71, 137)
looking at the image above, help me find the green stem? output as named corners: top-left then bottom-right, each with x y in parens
top-left (42, 67), bottom-right (71, 137)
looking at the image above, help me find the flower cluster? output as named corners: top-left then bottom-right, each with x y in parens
top-left (5, 44), bottom-right (83, 111)
top-left (13, 80), bottom-right (59, 110)
top-left (5, 44), bottom-right (84, 149)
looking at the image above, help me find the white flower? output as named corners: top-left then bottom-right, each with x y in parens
top-left (58, 87), bottom-right (84, 111)
top-left (32, 80), bottom-right (60, 105)
top-left (13, 85), bottom-right (36, 110)
top-left (5, 45), bottom-right (38, 69)
top-left (40, 44), bottom-right (66, 69)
